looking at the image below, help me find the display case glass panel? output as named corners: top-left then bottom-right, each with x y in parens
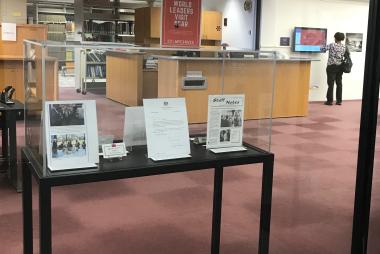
top-left (24, 40), bottom-right (276, 175)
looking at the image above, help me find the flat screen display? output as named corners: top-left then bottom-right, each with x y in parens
top-left (293, 27), bottom-right (327, 52)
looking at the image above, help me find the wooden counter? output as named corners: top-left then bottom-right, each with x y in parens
top-left (157, 58), bottom-right (311, 123)
top-left (105, 51), bottom-right (312, 123)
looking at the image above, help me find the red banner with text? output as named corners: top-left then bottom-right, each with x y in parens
top-left (161, 0), bottom-right (202, 48)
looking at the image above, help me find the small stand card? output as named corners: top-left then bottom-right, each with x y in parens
top-left (143, 98), bottom-right (191, 161)
top-left (102, 143), bottom-right (128, 159)
top-left (44, 100), bottom-right (99, 171)
top-left (206, 94), bottom-right (246, 153)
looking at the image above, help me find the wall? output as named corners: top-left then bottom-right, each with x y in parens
top-left (221, 0), bottom-right (256, 50)
top-left (202, 0), bottom-right (256, 50)
top-left (0, 0), bottom-right (27, 24)
top-left (261, 0), bottom-right (369, 101)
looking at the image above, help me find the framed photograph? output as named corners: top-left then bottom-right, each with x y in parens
top-left (346, 33), bottom-right (363, 52)
top-left (49, 103), bottom-right (85, 126)
top-left (51, 134), bottom-right (87, 160)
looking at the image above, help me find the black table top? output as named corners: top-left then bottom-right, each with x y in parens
top-left (0, 100), bottom-right (24, 112)
top-left (22, 142), bottom-right (273, 187)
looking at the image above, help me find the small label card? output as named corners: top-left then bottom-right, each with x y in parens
top-left (102, 143), bottom-right (128, 159)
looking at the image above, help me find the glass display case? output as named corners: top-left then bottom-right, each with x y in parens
top-left (24, 40), bottom-right (277, 175)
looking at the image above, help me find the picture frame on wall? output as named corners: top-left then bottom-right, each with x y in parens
top-left (346, 33), bottom-right (363, 52)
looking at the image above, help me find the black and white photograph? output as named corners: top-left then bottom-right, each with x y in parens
top-left (220, 110), bottom-right (243, 128)
top-left (49, 103), bottom-right (85, 126)
top-left (220, 129), bottom-right (231, 142)
top-left (345, 33), bottom-right (363, 52)
top-left (51, 134), bottom-right (87, 159)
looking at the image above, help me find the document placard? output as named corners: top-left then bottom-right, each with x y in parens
top-left (1, 23), bottom-right (16, 41)
top-left (143, 98), bottom-right (191, 161)
top-left (44, 100), bottom-right (99, 171)
top-left (206, 95), bottom-right (245, 150)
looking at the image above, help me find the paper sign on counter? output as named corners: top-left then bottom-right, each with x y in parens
top-left (1, 23), bottom-right (16, 41)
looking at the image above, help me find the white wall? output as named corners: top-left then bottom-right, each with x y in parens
top-left (261, 0), bottom-right (369, 101)
top-left (221, 0), bottom-right (256, 50)
top-left (202, 0), bottom-right (256, 50)
top-left (0, 0), bottom-right (27, 23)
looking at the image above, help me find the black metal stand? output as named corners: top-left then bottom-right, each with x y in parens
top-left (0, 100), bottom-right (24, 191)
top-left (22, 143), bottom-right (274, 254)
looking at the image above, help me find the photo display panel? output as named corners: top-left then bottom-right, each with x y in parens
top-left (45, 100), bottom-right (99, 171)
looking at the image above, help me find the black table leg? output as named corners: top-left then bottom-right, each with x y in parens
top-left (22, 152), bottom-right (33, 254)
top-left (39, 182), bottom-right (52, 254)
top-left (258, 157), bottom-right (274, 254)
top-left (7, 112), bottom-right (18, 189)
top-left (211, 166), bottom-right (224, 254)
top-left (0, 122), bottom-right (7, 173)
top-left (2, 113), bottom-right (9, 158)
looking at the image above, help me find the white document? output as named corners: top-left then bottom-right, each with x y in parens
top-left (123, 107), bottom-right (147, 147)
top-left (143, 98), bottom-right (191, 161)
top-left (206, 94), bottom-right (245, 150)
top-left (44, 100), bottom-right (99, 171)
top-left (1, 23), bottom-right (16, 41)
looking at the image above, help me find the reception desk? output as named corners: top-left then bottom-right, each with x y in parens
top-left (106, 52), bottom-right (312, 123)
top-left (158, 56), bottom-right (311, 123)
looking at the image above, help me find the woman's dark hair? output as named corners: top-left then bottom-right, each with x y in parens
top-left (334, 32), bottom-right (345, 42)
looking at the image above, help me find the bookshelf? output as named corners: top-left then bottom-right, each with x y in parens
top-left (77, 49), bottom-right (107, 95)
top-left (36, 5), bottom-right (75, 42)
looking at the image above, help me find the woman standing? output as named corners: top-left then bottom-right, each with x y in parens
top-left (323, 32), bottom-right (348, 105)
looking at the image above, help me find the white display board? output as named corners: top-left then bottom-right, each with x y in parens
top-left (206, 94), bottom-right (246, 153)
top-left (143, 98), bottom-right (191, 161)
top-left (44, 100), bottom-right (99, 171)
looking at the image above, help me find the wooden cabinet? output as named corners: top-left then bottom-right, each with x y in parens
top-left (201, 11), bottom-right (222, 41)
top-left (150, 7), bottom-right (161, 39)
top-left (0, 25), bottom-right (59, 103)
top-left (0, 60), bottom-right (24, 101)
top-left (135, 7), bottom-right (161, 45)
top-left (135, 7), bottom-right (222, 46)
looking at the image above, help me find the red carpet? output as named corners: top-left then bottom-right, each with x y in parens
top-left (0, 89), bottom-right (379, 253)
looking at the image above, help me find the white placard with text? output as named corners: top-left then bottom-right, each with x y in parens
top-left (206, 94), bottom-right (245, 151)
top-left (143, 98), bottom-right (191, 161)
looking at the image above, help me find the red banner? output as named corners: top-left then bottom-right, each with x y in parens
top-left (161, 0), bottom-right (202, 48)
